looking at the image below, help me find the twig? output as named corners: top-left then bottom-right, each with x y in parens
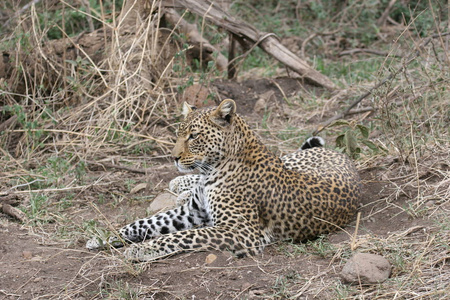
top-left (3, 183), bottom-right (111, 195)
top-left (0, 290), bottom-right (21, 297)
top-left (84, 160), bottom-right (152, 174)
top-left (301, 29), bottom-right (340, 59)
top-left (78, 0), bottom-right (95, 32)
top-left (339, 48), bottom-right (402, 58)
top-left (1, 179), bottom-right (45, 195)
top-left (346, 107), bottom-right (375, 115)
top-left (227, 33), bottom-right (278, 72)
top-left (232, 283), bottom-right (254, 300)
top-left (350, 212), bottom-right (361, 251)
top-left (300, 33), bottom-right (319, 60)
top-left (292, 269), bottom-right (330, 298)
top-left (312, 31), bottom-right (450, 135)
top-left (14, 269), bottom-right (41, 293)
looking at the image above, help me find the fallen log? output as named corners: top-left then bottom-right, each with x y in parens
top-left (173, 0), bottom-right (337, 90)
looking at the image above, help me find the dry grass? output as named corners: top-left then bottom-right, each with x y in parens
top-left (0, 0), bottom-right (449, 299)
top-left (1, 0), bottom-right (183, 166)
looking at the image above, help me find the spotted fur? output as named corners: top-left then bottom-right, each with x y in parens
top-left (86, 99), bottom-right (361, 261)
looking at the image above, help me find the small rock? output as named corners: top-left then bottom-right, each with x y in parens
top-left (341, 253), bottom-right (391, 284)
top-left (180, 84), bottom-right (214, 108)
top-left (130, 183), bottom-right (148, 194)
top-left (425, 200), bottom-right (436, 207)
top-left (253, 98), bottom-right (266, 114)
top-left (259, 90), bottom-right (275, 102)
top-left (149, 193), bottom-right (177, 212)
top-left (241, 282), bottom-right (253, 290)
top-left (205, 253), bottom-right (217, 264)
top-left (22, 251), bottom-right (33, 259)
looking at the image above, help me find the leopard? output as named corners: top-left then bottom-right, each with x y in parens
top-left (86, 99), bottom-right (361, 261)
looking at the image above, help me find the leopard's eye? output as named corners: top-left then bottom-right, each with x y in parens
top-left (188, 133), bottom-right (199, 140)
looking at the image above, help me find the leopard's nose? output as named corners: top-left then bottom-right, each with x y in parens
top-left (173, 156), bottom-right (180, 163)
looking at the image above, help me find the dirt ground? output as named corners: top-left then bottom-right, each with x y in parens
top-left (1, 78), bottom-right (449, 299)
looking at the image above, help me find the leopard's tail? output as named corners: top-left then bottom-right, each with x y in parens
top-left (300, 136), bottom-right (325, 150)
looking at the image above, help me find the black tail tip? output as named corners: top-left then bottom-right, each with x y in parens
top-left (300, 136), bottom-right (325, 150)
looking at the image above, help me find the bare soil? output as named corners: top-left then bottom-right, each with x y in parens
top-left (1, 79), bottom-right (448, 299)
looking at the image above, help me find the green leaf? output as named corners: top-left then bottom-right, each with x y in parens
top-left (362, 140), bottom-right (379, 152)
top-left (65, 59), bottom-right (77, 66)
top-left (329, 119), bottom-right (350, 128)
top-left (344, 130), bottom-right (358, 156)
top-left (335, 147), bottom-right (345, 153)
top-left (335, 134), bottom-right (345, 148)
top-left (357, 124), bottom-right (369, 139)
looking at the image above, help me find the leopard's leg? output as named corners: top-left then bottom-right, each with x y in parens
top-left (176, 190), bottom-right (193, 207)
top-left (123, 222), bottom-right (263, 261)
top-left (119, 185), bottom-right (211, 243)
top-left (169, 175), bottom-right (203, 207)
top-left (86, 186), bottom-right (210, 250)
top-left (169, 174), bottom-right (202, 194)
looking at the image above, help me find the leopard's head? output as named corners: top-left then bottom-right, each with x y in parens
top-left (172, 99), bottom-right (236, 174)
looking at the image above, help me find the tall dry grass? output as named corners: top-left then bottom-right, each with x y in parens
top-left (1, 0), bottom-right (185, 172)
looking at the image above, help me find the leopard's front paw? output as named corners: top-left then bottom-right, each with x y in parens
top-left (168, 177), bottom-right (180, 194)
top-left (86, 235), bottom-right (124, 250)
top-left (169, 175), bottom-right (201, 194)
top-left (86, 236), bottom-right (105, 250)
top-left (176, 191), bottom-right (192, 207)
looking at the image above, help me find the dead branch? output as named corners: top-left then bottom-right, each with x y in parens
top-left (164, 8), bottom-right (228, 71)
top-left (173, 0), bottom-right (337, 90)
top-left (0, 193), bottom-right (29, 222)
top-left (313, 31), bottom-right (450, 135)
top-left (377, 0), bottom-right (398, 27)
top-left (227, 33), bottom-right (238, 79)
top-left (1, 203), bottom-right (28, 222)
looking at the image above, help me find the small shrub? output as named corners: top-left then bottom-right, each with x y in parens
top-left (330, 120), bottom-right (381, 159)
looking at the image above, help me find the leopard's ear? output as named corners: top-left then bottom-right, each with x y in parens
top-left (210, 99), bottom-right (236, 127)
top-left (181, 102), bottom-right (196, 119)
